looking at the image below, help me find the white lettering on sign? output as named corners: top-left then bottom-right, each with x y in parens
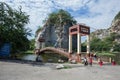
top-left (81, 27), bottom-right (89, 33)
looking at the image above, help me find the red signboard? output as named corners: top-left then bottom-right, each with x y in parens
top-left (69, 24), bottom-right (90, 35)
top-left (80, 25), bottom-right (90, 34)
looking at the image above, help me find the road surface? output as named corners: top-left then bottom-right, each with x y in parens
top-left (0, 60), bottom-right (120, 80)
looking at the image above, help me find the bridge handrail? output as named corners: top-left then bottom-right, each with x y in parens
top-left (39, 47), bottom-right (69, 58)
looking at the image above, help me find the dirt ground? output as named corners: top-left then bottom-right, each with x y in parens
top-left (0, 60), bottom-right (120, 80)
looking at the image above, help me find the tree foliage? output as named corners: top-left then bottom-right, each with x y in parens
top-left (90, 33), bottom-right (120, 52)
top-left (46, 9), bottom-right (76, 26)
top-left (0, 2), bottom-right (31, 53)
top-left (36, 9), bottom-right (77, 34)
top-left (29, 39), bottom-right (35, 50)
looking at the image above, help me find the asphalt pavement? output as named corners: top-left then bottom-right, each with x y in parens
top-left (0, 60), bottom-right (120, 80)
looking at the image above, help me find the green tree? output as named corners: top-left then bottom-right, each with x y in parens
top-left (90, 37), bottom-right (101, 51)
top-left (90, 32), bottom-right (120, 52)
top-left (0, 2), bottom-right (31, 54)
top-left (29, 39), bottom-right (35, 50)
top-left (113, 43), bottom-right (120, 52)
top-left (81, 42), bottom-right (87, 52)
top-left (47, 9), bottom-right (76, 27)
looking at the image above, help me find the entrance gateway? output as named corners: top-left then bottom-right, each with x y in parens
top-left (69, 24), bottom-right (90, 62)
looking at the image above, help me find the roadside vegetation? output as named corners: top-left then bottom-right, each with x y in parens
top-left (0, 2), bottom-right (32, 58)
top-left (81, 32), bottom-right (120, 64)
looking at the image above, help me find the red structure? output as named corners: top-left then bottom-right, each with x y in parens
top-left (69, 24), bottom-right (90, 35)
top-left (69, 24), bottom-right (90, 62)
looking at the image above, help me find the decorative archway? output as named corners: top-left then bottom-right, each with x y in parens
top-left (69, 24), bottom-right (90, 62)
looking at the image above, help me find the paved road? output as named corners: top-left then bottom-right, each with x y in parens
top-left (0, 60), bottom-right (120, 80)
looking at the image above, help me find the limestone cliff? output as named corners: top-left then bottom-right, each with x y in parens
top-left (90, 11), bottom-right (120, 43)
top-left (35, 10), bottom-right (77, 50)
top-left (35, 21), bottom-right (76, 50)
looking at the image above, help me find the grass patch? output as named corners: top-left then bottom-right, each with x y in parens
top-left (96, 52), bottom-right (115, 57)
top-left (63, 66), bottom-right (72, 69)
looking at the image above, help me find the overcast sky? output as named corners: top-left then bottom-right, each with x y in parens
top-left (1, 0), bottom-right (120, 39)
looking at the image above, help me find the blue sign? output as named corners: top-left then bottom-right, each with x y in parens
top-left (0, 43), bottom-right (11, 57)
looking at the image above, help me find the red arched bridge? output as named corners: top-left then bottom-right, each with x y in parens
top-left (37, 47), bottom-right (77, 61)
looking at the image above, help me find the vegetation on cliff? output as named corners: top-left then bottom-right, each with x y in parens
top-left (114, 11), bottom-right (120, 20)
top-left (46, 9), bottom-right (76, 27)
top-left (36, 9), bottom-right (77, 33)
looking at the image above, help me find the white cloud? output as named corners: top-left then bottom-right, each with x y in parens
top-left (1, 0), bottom-right (120, 39)
top-left (56, 0), bottom-right (83, 10)
top-left (75, 0), bottom-right (120, 30)
top-left (55, 0), bottom-right (91, 11)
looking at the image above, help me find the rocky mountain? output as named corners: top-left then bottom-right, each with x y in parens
top-left (91, 11), bottom-right (120, 43)
top-left (35, 21), bottom-right (78, 50)
top-left (35, 10), bottom-right (77, 50)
